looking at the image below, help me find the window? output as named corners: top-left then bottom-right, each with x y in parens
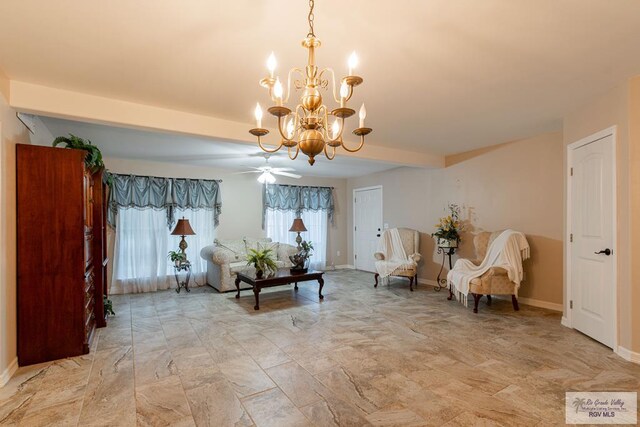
top-left (264, 208), bottom-right (328, 270)
top-left (112, 208), bottom-right (215, 294)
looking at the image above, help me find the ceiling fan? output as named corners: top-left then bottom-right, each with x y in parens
top-left (236, 153), bottom-right (301, 183)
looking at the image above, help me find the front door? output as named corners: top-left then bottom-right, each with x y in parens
top-left (353, 187), bottom-right (383, 272)
top-left (570, 132), bottom-right (616, 348)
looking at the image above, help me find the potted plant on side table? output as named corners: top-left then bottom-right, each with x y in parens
top-left (168, 250), bottom-right (187, 267)
top-left (246, 246), bottom-right (278, 278)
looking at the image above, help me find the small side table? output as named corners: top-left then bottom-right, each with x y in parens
top-left (435, 246), bottom-right (456, 291)
top-left (174, 261), bottom-right (192, 293)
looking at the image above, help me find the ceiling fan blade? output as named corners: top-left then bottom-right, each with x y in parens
top-left (271, 167), bottom-right (296, 172)
top-left (272, 171), bottom-right (302, 179)
top-left (232, 171), bottom-right (262, 174)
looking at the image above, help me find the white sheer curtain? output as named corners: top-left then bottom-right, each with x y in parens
top-left (265, 208), bottom-right (328, 270)
top-left (112, 207), bottom-right (215, 294)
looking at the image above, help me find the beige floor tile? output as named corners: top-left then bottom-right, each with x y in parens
top-left (184, 376), bottom-right (253, 427)
top-left (135, 375), bottom-right (194, 427)
top-left (132, 331), bottom-right (168, 355)
top-left (265, 361), bottom-right (326, 407)
top-left (241, 388), bottom-right (312, 427)
top-left (96, 327), bottom-right (132, 351)
top-left (315, 366), bottom-right (392, 414)
top-left (18, 397), bottom-right (83, 427)
top-left (133, 348), bottom-right (178, 386)
top-left (218, 356), bottom-right (276, 398)
top-left (299, 394), bottom-right (371, 427)
top-left (365, 404), bottom-right (426, 427)
top-left (78, 346), bottom-right (136, 426)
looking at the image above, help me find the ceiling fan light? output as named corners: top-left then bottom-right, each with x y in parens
top-left (258, 171), bottom-right (276, 184)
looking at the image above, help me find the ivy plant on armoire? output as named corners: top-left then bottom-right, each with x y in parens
top-left (16, 144), bottom-right (109, 366)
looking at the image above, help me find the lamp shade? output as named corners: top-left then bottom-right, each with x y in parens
top-left (289, 218), bottom-right (307, 232)
top-left (171, 218), bottom-right (196, 236)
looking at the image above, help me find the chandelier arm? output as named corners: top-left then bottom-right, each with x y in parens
top-left (324, 143), bottom-right (336, 160)
top-left (345, 84), bottom-right (355, 104)
top-left (288, 144), bottom-right (300, 160)
top-left (322, 107), bottom-right (331, 141)
top-left (276, 115), bottom-right (294, 142)
top-left (257, 136), bottom-right (284, 153)
top-left (341, 134), bottom-right (365, 153)
top-left (324, 108), bottom-right (344, 143)
top-left (292, 108), bottom-right (301, 137)
top-left (337, 116), bottom-right (346, 140)
top-left (319, 68), bottom-right (340, 103)
top-left (318, 105), bottom-right (327, 133)
top-left (296, 107), bottom-right (304, 135)
top-left (284, 68), bottom-right (305, 103)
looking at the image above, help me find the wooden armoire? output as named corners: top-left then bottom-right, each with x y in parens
top-left (17, 144), bottom-right (108, 366)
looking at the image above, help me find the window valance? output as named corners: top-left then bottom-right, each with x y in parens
top-left (106, 172), bottom-right (222, 228)
top-left (262, 184), bottom-right (334, 227)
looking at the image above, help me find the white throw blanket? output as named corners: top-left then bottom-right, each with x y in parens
top-left (375, 228), bottom-right (416, 279)
top-left (447, 229), bottom-right (530, 306)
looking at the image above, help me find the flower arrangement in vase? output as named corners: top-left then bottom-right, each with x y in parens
top-left (433, 204), bottom-right (463, 248)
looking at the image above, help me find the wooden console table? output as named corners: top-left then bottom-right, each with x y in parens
top-left (235, 268), bottom-right (324, 310)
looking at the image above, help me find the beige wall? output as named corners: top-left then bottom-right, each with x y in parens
top-left (347, 132), bottom-right (564, 306)
top-left (104, 157), bottom-right (349, 290)
top-left (628, 76), bottom-right (640, 354)
top-left (0, 84), bottom-right (32, 382)
top-left (562, 80), bottom-right (637, 353)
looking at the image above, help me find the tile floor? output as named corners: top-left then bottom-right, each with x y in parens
top-left (1, 269), bottom-right (639, 426)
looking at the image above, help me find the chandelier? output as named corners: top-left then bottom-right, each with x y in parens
top-left (249, 0), bottom-right (371, 165)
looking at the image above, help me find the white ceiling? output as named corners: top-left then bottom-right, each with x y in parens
top-left (2, 1), bottom-right (640, 155)
top-left (40, 116), bottom-right (398, 178)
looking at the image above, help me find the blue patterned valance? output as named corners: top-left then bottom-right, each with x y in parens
top-left (262, 184), bottom-right (334, 227)
top-left (106, 172), bottom-right (222, 228)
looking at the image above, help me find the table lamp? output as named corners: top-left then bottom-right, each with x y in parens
top-left (171, 217), bottom-right (196, 259)
top-left (289, 218), bottom-right (307, 250)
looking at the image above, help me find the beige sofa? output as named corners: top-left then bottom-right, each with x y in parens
top-left (200, 237), bottom-right (297, 292)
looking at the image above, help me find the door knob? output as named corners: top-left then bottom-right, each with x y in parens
top-left (594, 248), bottom-right (612, 256)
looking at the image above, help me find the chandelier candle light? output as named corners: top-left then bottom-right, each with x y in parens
top-left (250, 0), bottom-right (372, 165)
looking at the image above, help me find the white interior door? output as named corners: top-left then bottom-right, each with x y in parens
top-left (353, 187), bottom-right (383, 272)
top-left (570, 133), bottom-right (615, 348)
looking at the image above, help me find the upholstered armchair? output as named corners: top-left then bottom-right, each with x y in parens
top-left (449, 230), bottom-right (521, 313)
top-left (373, 227), bottom-right (421, 291)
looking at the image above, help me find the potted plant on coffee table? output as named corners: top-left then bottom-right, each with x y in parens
top-left (289, 240), bottom-right (314, 273)
top-left (246, 246), bottom-right (278, 278)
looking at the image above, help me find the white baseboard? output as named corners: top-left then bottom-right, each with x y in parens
top-left (516, 297), bottom-right (563, 312)
top-left (335, 264), bottom-right (355, 270)
top-left (616, 346), bottom-right (640, 364)
top-left (561, 316), bottom-right (571, 328)
top-left (0, 358), bottom-right (18, 388)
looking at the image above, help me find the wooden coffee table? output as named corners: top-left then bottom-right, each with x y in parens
top-left (235, 268), bottom-right (324, 310)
